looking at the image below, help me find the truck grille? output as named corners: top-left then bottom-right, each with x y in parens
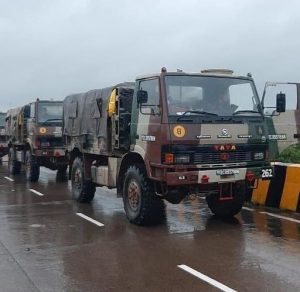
top-left (193, 151), bottom-right (252, 164)
top-left (38, 138), bottom-right (64, 148)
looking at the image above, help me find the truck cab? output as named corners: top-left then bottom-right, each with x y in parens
top-left (127, 69), bottom-right (272, 204)
top-left (6, 99), bottom-right (67, 181)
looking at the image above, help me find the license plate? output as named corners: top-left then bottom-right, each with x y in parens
top-left (261, 167), bottom-right (273, 179)
top-left (216, 169), bottom-right (240, 175)
top-left (41, 142), bottom-right (51, 147)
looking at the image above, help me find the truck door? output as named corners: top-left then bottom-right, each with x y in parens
top-left (133, 78), bottom-right (164, 166)
top-left (263, 83), bottom-right (300, 157)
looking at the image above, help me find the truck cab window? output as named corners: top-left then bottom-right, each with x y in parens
top-left (30, 103), bottom-right (35, 118)
top-left (139, 79), bottom-right (160, 105)
top-left (37, 102), bottom-right (63, 124)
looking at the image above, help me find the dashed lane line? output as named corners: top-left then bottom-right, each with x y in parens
top-left (76, 213), bottom-right (104, 227)
top-left (4, 176), bottom-right (14, 182)
top-left (242, 207), bottom-right (254, 212)
top-left (178, 264), bottom-right (237, 292)
top-left (259, 211), bottom-right (300, 224)
top-left (242, 207), bottom-right (300, 224)
top-left (29, 189), bottom-right (45, 197)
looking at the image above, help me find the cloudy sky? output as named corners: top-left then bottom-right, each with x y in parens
top-left (0, 0), bottom-right (299, 111)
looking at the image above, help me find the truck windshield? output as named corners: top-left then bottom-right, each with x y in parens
top-left (165, 75), bottom-right (261, 117)
top-left (0, 114), bottom-right (5, 127)
top-left (37, 102), bottom-right (63, 124)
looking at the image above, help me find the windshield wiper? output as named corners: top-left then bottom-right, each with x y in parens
top-left (177, 110), bottom-right (218, 120)
top-left (232, 110), bottom-right (261, 116)
top-left (41, 118), bottom-right (63, 124)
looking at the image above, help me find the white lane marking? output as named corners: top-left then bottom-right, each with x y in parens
top-left (242, 207), bottom-right (300, 224)
top-left (178, 265), bottom-right (237, 292)
top-left (76, 213), bottom-right (104, 227)
top-left (242, 207), bottom-right (254, 212)
top-left (29, 189), bottom-right (45, 197)
top-left (260, 211), bottom-right (300, 224)
top-left (4, 176), bottom-right (14, 182)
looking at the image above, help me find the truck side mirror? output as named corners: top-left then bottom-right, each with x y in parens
top-left (24, 105), bottom-right (31, 118)
top-left (137, 90), bottom-right (148, 104)
top-left (276, 92), bottom-right (286, 113)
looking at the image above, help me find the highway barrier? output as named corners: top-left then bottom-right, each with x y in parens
top-left (251, 163), bottom-right (300, 212)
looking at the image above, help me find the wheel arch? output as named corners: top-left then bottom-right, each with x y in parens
top-left (68, 147), bottom-right (82, 165)
top-left (117, 152), bottom-right (146, 197)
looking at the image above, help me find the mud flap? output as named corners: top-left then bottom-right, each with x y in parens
top-left (219, 183), bottom-right (233, 201)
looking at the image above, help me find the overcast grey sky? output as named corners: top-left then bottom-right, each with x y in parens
top-left (0, 0), bottom-right (299, 111)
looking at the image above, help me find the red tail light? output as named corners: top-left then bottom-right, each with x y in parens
top-left (246, 171), bottom-right (255, 182)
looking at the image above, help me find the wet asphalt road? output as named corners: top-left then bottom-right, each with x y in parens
top-left (0, 162), bottom-right (300, 292)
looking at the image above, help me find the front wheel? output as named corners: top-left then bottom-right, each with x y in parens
top-left (206, 182), bottom-right (245, 217)
top-left (25, 150), bottom-right (40, 182)
top-left (123, 165), bottom-right (165, 225)
top-left (71, 157), bottom-right (95, 203)
top-left (8, 148), bottom-right (21, 175)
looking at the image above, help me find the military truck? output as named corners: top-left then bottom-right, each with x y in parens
top-left (0, 112), bottom-right (9, 162)
top-left (262, 81), bottom-right (300, 161)
top-left (6, 99), bottom-right (68, 181)
top-left (64, 68), bottom-right (277, 225)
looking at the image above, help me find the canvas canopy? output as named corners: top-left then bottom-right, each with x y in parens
top-left (5, 107), bottom-right (22, 137)
top-left (63, 83), bottom-right (135, 138)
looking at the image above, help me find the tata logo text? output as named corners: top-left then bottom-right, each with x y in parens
top-left (214, 144), bottom-right (237, 151)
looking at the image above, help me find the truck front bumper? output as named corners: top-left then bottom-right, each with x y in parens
top-left (34, 149), bottom-right (66, 157)
top-left (151, 165), bottom-right (272, 186)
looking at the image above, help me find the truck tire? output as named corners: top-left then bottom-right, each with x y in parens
top-left (56, 166), bottom-right (68, 182)
top-left (206, 182), bottom-right (245, 217)
top-left (8, 148), bottom-right (21, 175)
top-left (123, 165), bottom-right (165, 225)
top-left (71, 157), bottom-right (95, 203)
top-left (25, 150), bottom-right (40, 182)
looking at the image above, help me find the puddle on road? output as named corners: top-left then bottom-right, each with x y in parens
top-left (240, 208), bottom-right (300, 241)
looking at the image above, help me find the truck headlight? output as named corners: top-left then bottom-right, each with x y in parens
top-left (253, 152), bottom-right (264, 160)
top-left (175, 154), bottom-right (190, 164)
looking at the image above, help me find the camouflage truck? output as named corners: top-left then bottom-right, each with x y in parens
top-left (262, 81), bottom-right (300, 162)
top-left (6, 99), bottom-right (68, 181)
top-left (0, 112), bottom-right (9, 162)
top-left (64, 68), bottom-right (276, 225)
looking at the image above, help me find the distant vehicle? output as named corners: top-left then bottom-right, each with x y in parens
top-left (261, 82), bottom-right (300, 161)
top-left (0, 112), bottom-right (9, 162)
top-left (6, 99), bottom-right (68, 181)
top-left (63, 68), bottom-right (274, 225)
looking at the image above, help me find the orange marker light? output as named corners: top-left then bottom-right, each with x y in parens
top-left (164, 153), bottom-right (174, 164)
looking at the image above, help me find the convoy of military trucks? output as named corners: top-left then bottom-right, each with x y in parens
top-left (1, 68), bottom-right (297, 225)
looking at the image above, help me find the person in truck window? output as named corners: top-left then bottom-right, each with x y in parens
top-left (204, 87), bottom-right (234, 115)
top-left (168, 95), bottom-right (188, 114)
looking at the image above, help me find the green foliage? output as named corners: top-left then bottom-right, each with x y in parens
top-left (277, 144), bottom-right (300, 163)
